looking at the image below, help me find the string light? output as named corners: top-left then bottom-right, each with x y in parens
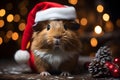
top-left (0, 37), bottom-right (3, 45)
top-left (14, 14), bottom-right (21, 22)
top-left (116, 19), bottom-right (120, 27)
top-left (12, 32), bottom-right (19, 40)
top-left (7, 14), bottom-right (14, 22)
top-left (18, 23), bottom-right (26, 31)
top-left (6, 30), bottom-right (13, 39)
top-left (97, 4), bottom-right (104, 13)
top-left (80, 18), bottom-right (88, 26)
top-left (68, 0), bottom-right (78, 5)
top-left (94, 25), bottom-right (102, 34)
top-left (90, 37), bottom-right (98, 47)
top-left (0, 9), bottom-right (6, 17)
top-left (0, 20), bottom-right (5, 28)
top-left (103, 13), bottom-right (110, 21)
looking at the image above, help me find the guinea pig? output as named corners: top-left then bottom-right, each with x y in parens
top-left (30, 20), bottom-right (82, 76)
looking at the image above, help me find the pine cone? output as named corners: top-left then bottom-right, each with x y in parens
top-left (88, 59), bottom-right (110, 77)
top-left (95, 46), bottom-right (112, 63)
top-left (88, 46), bottom-right (112, 77)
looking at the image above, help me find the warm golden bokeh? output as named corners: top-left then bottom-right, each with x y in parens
top-left (0, 20), bottom-right (4, 28)
top-left (103, 13), bottom-right (110, 21)
top-left (68, 0), bottom-right (78, 5)
top-left (0, 9), bottom-right (6, 17)
top-left (14, 14), bottom-right (21, 22)
top-left (94, 25), bottom-right (102, 34)
top-left (97, 4), bottom-right (104, 13)
top-left (7, 14), bottom-right (14, 22)
top-left (0, 37), bottom-right (3, 45)
top-left (18, 23), bottom-right (26, 31)
top-left (116, 19), bottom-right (120, 27)
top-left (80, 18), bottom-right (88, 26)
top-left (12, 32), bottom-right (19, 40)
top-left (6, 30), bottom-right (13, 39)
top-left (90, 37), bottom-right (98, 47)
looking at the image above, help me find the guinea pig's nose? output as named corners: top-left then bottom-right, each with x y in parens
top-left (54, 36), bottom-right (62, 39)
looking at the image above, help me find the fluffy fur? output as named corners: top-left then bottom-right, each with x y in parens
top-left (31, 20), bottom-right (81, 75)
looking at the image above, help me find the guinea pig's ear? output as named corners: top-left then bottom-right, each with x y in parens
top-left (71, 22), bottom-right (80, 30)
top-left (64, 20), bottom-right (80, 30)
top-left (32, 21), bottom-right (49, 32)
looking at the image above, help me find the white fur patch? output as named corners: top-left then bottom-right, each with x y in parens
top-left (34, 50), bottom-right (75, 69)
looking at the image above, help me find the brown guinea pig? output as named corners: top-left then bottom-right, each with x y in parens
top-left (31, 20), bottom-right (82, 76)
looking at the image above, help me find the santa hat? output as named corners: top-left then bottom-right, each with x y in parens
top-left (14, 2), bottom-right (76, 64)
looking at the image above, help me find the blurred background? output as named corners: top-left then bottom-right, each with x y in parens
top-left (0, 0), bottom-right (120, 59)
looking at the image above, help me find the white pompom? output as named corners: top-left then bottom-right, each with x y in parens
top-left (14, 50), bottom-right (30, 64)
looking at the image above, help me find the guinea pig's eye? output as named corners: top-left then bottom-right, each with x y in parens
top-left (64, 25), bottom-right (67, 30)
top-left (47, 24), bottom-right (50, 30)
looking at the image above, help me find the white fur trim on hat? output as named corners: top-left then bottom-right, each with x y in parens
top-left (14, 50), bottom-right (30, 64)
top-left (35, 6), bottom-right (76, 23)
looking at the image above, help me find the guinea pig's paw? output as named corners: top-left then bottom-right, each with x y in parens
top-left (60, 72), bottom-right (71, 76)
top-left (40, 71), bottom-right (51, 76)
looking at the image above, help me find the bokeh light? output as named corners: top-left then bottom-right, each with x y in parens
top-left (103, 13), bottom-right (110, 21)
top-left (12, 32), bottom-right (19, 40)
top-left (18, 23), bottom-right (26, 31)
top-left (68, 0), bottom-right (78, 5)
top-left (80, 18), bottom-right (88, 26)
top-left (116, 19), bottom-right (120, 27)
top-left (0, 20), bottom-right (5, 28)
top-left (90, 37), bottom-right (98, 47)
top-left (0, 37), bottom-right (3, 45)
top-left (6, 30), bottom-right (13, 39)
top-left (7, 14), bottom-right (14, 22)
top-left (94, 25), bottom-right (102, 34)
top-left (97, 4), bottom-right (104, 13)
top-left (14, 14), bottom-right (21, 22)
top-left (105, 21), bottom-right (113, 32)
top-left (0, 9), bottom-right (6, 17)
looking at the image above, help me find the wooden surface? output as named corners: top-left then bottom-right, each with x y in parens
top-left (0, 59), bottom-right (119, 80)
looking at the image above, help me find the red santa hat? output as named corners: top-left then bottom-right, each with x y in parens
top-left (14, 2), bottom-right (76, 64)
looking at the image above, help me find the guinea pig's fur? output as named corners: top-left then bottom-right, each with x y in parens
top-left (31, 20), bottom-right (82, 76)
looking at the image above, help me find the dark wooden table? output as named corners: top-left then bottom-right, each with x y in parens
top-left (0, 59), bottom-right (119, 80)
